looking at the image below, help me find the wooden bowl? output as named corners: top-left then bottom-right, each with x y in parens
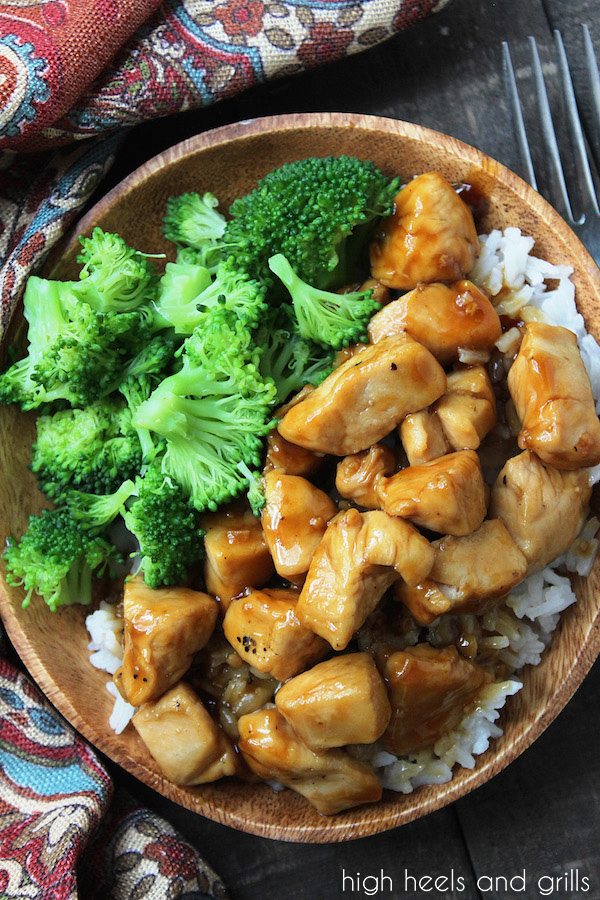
top-left (1, 113), bottom-right (599, 843)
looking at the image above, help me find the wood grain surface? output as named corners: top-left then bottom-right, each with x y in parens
top-left (1, 113), bottom-right (599, 845)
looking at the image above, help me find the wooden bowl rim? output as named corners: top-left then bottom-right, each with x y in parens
top-left (2, 112), bottom-right (600, 843)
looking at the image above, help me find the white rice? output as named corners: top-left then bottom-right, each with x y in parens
top-left (85, 602), bottom-right (137, 734)
top-left (84, 226), bottom-right (600, 797)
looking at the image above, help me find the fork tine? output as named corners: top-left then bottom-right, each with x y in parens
top-left (502, 42), bottom-right (538, 190)
top-left (554, 30), bottom-right (599, 216)
top-left (582, 25), bottom-right (600, 152)
top-left (529, 35), bottom-right (577, 223)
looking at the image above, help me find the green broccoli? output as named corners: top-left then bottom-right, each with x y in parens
top-left (120, 331), bottom-right (179, 382)
top-left (75, 227), bottom-right (159, 312)
top-left (123, 462), bottom-right (205, 589)
top-left (133, 307), bottom-right (276, 512)
top-left (224, 156), bottom-right (399, 290)
top-left (31, 400), bottom-right (142, 499)
top-left (268, 254), bottom-right (381, 349)
top-left (237, 460), bottom-right (266, 517)
top-left (255, 306), bottom-right (334, 404)
top-left (0, 277), bottom-right (71, 409)
top-left (163, 192), bottom-right (226, 272)
top-left (117, 332), bottom-right (179, 463)
top-left (0, 275), bottom-right (155, 409)
top-left (153, 260), bottom-right (267, 335)
top-left (66, 479), bottom-right (136, 530)
top-left (4, 508), bottom-right (117, 611)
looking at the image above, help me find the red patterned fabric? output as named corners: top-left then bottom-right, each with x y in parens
top-left (0, 657), bottom-right (228, 899)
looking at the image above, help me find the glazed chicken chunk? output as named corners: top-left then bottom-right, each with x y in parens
top-left (223, 588), bottom-right (327, 681)
top-left (508, 322), bottom-right (600, 469)
top-left (399, 410), bottom-right (450, 466)
top-left (133, 683), bottom-right (238, 785)
top-left (201, 502), bottom-right (274, 611)
top-left (335, 444), bottom-right (396, 509)
top-left (278, 333), bottom-right (447, 456)
top-left (238, 708), bottom-right (382, 815)
top-left (261, 472), bottom-right (337, 579)
top-left (116, 578), bottom-right (217, 707)
top-left (377, 450), bottom-right (487, 536)
top-left (275, 653), bottom-right (391, 750)
top-left (265, 429), bottom-right (326, 478)
top-left (393, 580), bottom-right (453, 626)
top-left (380, 644), bottom-right (490, 755)
top-left (490, 450), bottom-right (592, 571)
top-left (434, 365), bottom-right (497, 450)
top-left (296, 508), bottom-right (434, 651)
top-left (428, 519), bottom-right (528, 612)
top-left (368, 281), bottom-right (501, 363)
top-left (369, 172), bottom-right (479, 290)
top-left (399, 366), bottom-right (496, 464)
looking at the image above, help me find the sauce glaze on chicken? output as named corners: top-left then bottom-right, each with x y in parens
top-left (116, 171), bottom-right (600, 816)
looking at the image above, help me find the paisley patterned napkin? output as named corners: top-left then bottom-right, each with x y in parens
top-left (0, 659), bottom-right (228, 899)
top-left (0, 0), bottom-right (446, 893)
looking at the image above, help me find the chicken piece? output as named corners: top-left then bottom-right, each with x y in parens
top-left (399, 410), bottom-right (450, 466)
top-left (490, 450), bottom-right (592, 571)
top-left (508, 322), bottom-right (600, 469)
top-left (434, 365), bottom-right (496, 450)
top-left (296, 508), bottom-right (434, 651)
top-left (132, 683), bottom-right (237, 785)
top-left (368, 281), bottom-right (501, 363)
top-left (265, 429), bottom-right (326, 478)
top-left (278, 333), bottom-right (447, 456)
top-left (238, 708), bottom-right (382, 815)
top-left (394, 579), bottom-right (453, 626)
top-left (223, 587), bottom-right (327, 681)
top-left (116, 579), bottom-right (217, 707)
top-left (335, 444), bottom-right (396, 509)
top-left (261, 472), bottom-right (337, 579)
top-left (380, 644), bottom-right (490, 755)
top-left (333, 343), bottom-right (369, 368)
top-left (427, 519), bottom-right (527, 613)
top-left (377, 450), bottom-right (487, 536)
top-left (370, 173), bottom-right (479, 290)
top-left (201, 501), bottom-right (274, 611)
top-left (276, 653), bottom-right (391, 749)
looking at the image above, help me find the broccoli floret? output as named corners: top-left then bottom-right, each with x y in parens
top-left (164, 192), bottom-right (227, 247)
top-left (134, 308), bottom-right (276, 512)
top-left (152, 262), bottom-right (212, 333)
top-left (3, 508), bottom-right (116, 612)
top-left (269, 254), bottom-right (381, 349)
top-left (66, 479), bottom-right (136, 530)
top-left (31, 400), bottom-right (142, 499)
top-left (153, 260), bottom-right (267, 335)
top-left (175, 245), bottom-right (220, 272)
top-left (237, 460), bottom-right (266, 517)
top-left (224, 156), bottom-right (399, 290)
top-left (75, 227), bottom-right (159, 312)
top-left (255, 306), bottom-right (333, 404)
top-left (0, 277), bottom-right (70, 409)
top-left (123, 462), bottom-right (205, 589)
top-left (120, 331), bottom-right (179, 382)
top-left (0, 275), bottom-right (156, 409)
top-left (164, 192), bottom-right (226, 272)
top-left (117, 332), bottom-right (179, 463)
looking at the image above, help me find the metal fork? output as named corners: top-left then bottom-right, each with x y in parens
top-left (503, 25), bottom-right (600, 263)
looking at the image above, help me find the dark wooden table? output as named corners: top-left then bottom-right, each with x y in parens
top-left (93, 1), bottom-right (600, 896)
